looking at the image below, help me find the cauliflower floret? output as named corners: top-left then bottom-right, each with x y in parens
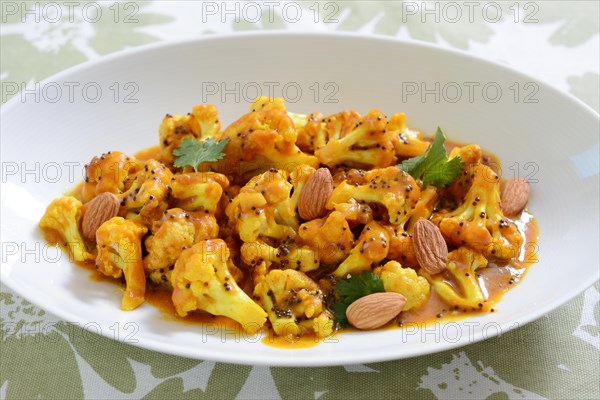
top-left (405, 186), bottom-right (439, 231)
top-left (249, 96), bottom-right (321, 141)
top-left (188, 211), bottom-right (220, 242)
top-left (439, 144), bottom-right (484, 206)
top-left (254, 269), bottom-right (334, 338)
top-left (121, 159), bottom-right (174, 224)
top-left (217, 184), bottom-right (242, 221)
top-left (295, 112), bottom-right (325, 153)
top-left (240, 240), bottom-right (320, 276)
top-left (246, 260), bottom-right (270, 287)
top-left (170, 239), bottom-right (267, 333)
top-left (144, 208), bottom-right (219, 285)
top-left (39, 196), bottom-right (93, 262)
top-left (431, 163), bottom-right (523, 260)
top-left (225, 258), bottom-right (245, 286)
top-left (249, 96), bottom-right (287, 113)
top-left (250, 96), bottom-right (318, 145)
top-left (331, 198), bottom-right (375, 225)
top-left (170, 171), bottom-right (229, 213)
top-left (385, 186), bottom-right (439, 269)
top-left (384, 227), bottom-right (418, 268)
top-left (237, 167), bottom-right (320, 278)
top-left (419, 247), bottom-right (489, 309)
top-left (159, 104), bottom-right (220, 167)
top-left (81, 151), bottom-right (142, 202)
top-left (327, 167), bottom-right (420, 225)
top-left (95, 217), bottom-right (148, 311)
top-left (287, 164), bottom-right (316, 215)
top-left (215, 98), bottom-right (318, 183)
top-left (326, 169), bottom-right (376, 223)
top-left (226, 168), bottom-right (299, 242)
top-left (387, 113), bottom-right (430, 159)
top-left (333, 221), bottom-right (390, 278)
top-left (314, 109), bottom-right (396, 168)
top-left (298, 211), bottom-right (354, 265)
top-left (374, 261), bottom-right (430, 311)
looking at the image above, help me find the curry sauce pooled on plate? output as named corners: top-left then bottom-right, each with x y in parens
top-left (39, 96), bottom-right (538, 344)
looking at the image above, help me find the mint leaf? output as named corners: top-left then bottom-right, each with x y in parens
top-left (423, 156), bottom-right (463, 187)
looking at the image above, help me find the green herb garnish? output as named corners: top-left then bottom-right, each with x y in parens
top-left (399, 127), bottom-right (463, 187)
top-left (331, 271), bottom-right (385, 328)
top-left (173, 137), bottom-right (229, 172)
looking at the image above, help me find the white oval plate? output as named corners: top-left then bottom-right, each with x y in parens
top-left (1, 33), bottom-right (598, 366)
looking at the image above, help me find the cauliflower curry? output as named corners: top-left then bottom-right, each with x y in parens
top-left (40, 97), bottom-right (538, 344)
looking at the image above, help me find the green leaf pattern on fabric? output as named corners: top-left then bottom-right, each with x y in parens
top-left (506, 1), bottom-right (600, 47)
top-left (0, 1), bottom-right (172, 97)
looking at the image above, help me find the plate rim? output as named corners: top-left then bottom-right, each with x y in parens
top-left (2, 31), bottom-right (599, 118)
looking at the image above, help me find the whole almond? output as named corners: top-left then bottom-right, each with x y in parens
top-left (82, 192), bottom-right (121, 241)
top-left (500, 178), bottom-right (530, 216)
top-left (346, 292), bottom-right (407, 330)
top-left (298, 168), bottom-right (333, 220)
top-left (413, 218), bottom-right (448, 275)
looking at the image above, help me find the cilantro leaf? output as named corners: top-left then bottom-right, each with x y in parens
top-left (331, 271), bottom-right (385, 328)
top-left (399, 127), bottom-right (463, 188)
top-left (173, 137), bottom-right (229, 172)
top-left (400, 128), bottom-right (446, 178)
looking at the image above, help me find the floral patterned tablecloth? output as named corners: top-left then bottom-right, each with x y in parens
top-left (1, 1), bottom-right (599, 399)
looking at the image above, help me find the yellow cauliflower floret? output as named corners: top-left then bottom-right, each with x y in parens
top-left (295, 112), bottom-right (325, 153)
top-left (384, 226), bottom-right (419, 269)
top-left (387, 113), bottom-right (430, 159)
top-left (240, 240), bottom-right (320, 275)
top-left (250, 96), bottom-right (287, 114)
top-left (170, 171), bottom-right (229, 213)
top-left (431, 163), bottom-right (523, 260)
top-left (405, 186), bottom-right (439, 231)
top-left (298, 211), bottom-right (354, 265)
top-left (144, 208), bottom-right (219, 285)
top-left (314, 109), bottom-right (396, 168)
top-left (449, 143), bottom-right (483, 165)
top-left (328, 198), bottom-right (374, 225)
top-left (187, 211), bottom-right (220, 242)
top-left (420, 247), bottom-right (489, 310)
top-left (81, 151), bottom-right (142, 202)
top-left (159, 104), bottom-right (220, 167)
top-left (287, 164), bottom-right (316, 215)
top-left (39, 196), bottom-right (93, 262)
top-left (215, 98), bottom-right (318, 183)
top-left (121, 159), bottom-right (173, 224)
top-left (145, 210), bottom-right (194, 284)
top-left (251, 96), bottom-right (318, 144)
top-left (247, 260), bottom-right (270, 287)
top-left (439, 144), bottom-right (484, 205)
top-left (226, 168), bottom-right (298, 242)
top-left (333, 221), bottom-right (390, 278)
top-left (374, 261), bottom-right (430, 311)
top-left (254, 269), bottom-right (333, 338)
top-left (95, 217), bottom-right (148, 311)
top-left (226, 259), bottom-right (245, 285)
top-left (385, 186), bottom-right (439, 269)
top-left (170, 239), bottom-right (267, 333)
top-left (327, 166), bottom-right (420, 225)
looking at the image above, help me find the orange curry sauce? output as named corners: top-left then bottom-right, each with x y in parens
top-left (58, 145), bottom-right (539, 349)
